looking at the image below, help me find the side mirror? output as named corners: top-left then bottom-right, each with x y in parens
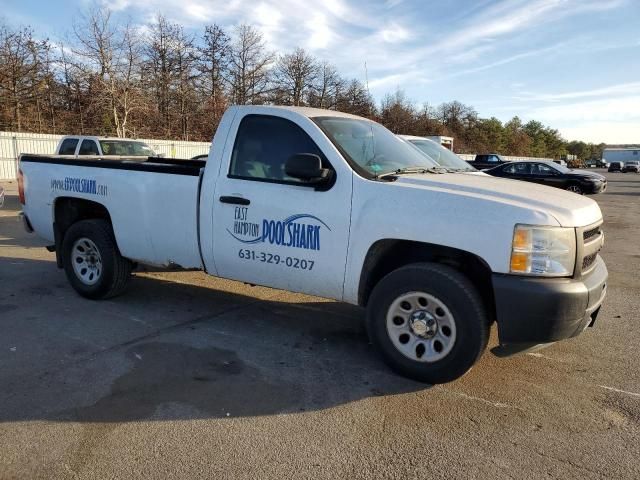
top-left (285, 154), bottom-right (331, 184)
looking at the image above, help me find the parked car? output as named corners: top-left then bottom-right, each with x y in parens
top-left (466, 153), bottom-right (508, 170)
top-left (55, 136), bottom-right (156, 157)
top-left (584, 159), bottom-right (608, 168)
top-left (622, 161), bottom-right (640, 173)
top-left (486, 160), bottom-right (607, 194)
top-left (608, 162), bottom-right (624, 172)
top-left (397, 135), bottom-right (478, 172)
top-left (18, 105), bottom-right (608, 384)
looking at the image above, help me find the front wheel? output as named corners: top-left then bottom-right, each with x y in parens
top-left (61, 219), bottom-right (132, 299)
top-left (367, 263), bottom-right (489, 384)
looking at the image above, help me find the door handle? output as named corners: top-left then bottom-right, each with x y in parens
top-left (219, 195), bottom-right (250, 206)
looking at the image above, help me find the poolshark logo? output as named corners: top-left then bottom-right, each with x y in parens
top-left (228, 208), bottom-right (329, 251)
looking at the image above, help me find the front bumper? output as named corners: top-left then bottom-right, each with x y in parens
top-left (587, 181), bottom-right (607, 194)
top-left (492, 256), bottom-right (607, 353)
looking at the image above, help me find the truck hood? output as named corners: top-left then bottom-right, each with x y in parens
top-left (394, 173), bottom-right (602, 227)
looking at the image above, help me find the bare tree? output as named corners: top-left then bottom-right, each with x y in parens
top-left (337, 79), bottom-right (375, 117)
top-left (143, 15), bottom-right (197, 139)
top-left (0, 25), bottom-right (47, 131)
top-left (228, 25), bottom-right (273, 105)
top-left (72, 6), bottom-right (144, 137)
top-left (198, 24), bottom-right (229, 123)
top-left (379, 89), bottom-right (417, 133)
top-left (308, 60), bottom-right (343, 110)
top-left (143, 14), bottom-right (179, 135)
top-left (273, 47), bottom-right (317, 106)
top-left (174, 31), bottom-right (198, 140)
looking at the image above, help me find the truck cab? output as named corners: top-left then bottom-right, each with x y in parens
top-left (55, 136), bottom-right (156, 157)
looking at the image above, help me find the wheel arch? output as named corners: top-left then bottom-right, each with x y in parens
top-left (53, 197), bottom-right (113, 267)
top-left (358, 239), bottom-right (496, 320)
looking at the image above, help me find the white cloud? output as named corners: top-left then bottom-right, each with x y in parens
top-left (525, 95), bottom-right (640, 143)
top-left (445, 43), bottom-right (565, 79)
top-left (379, 22), bottom-right (411, 43)
top-left (559, 122), bottom-right (640, 144)
top-left (306, 13), bottom-right (334, 50)
top-left (515, 81), bottom-right (640, 103)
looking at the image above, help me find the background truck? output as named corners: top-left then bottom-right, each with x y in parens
top-left (55, 135), bottom-right (157, 157)
top-left (424, 135), bottom-right (454, 151)
top-left (602, 147), bottom-right (640, 165)
top-left (18, 106), bottom-right (608, 384)
top-left (466, 153), bottom-right (509, 170)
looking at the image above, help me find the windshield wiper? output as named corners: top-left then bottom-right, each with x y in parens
top-left (376, 166), bottom-right (446, 179)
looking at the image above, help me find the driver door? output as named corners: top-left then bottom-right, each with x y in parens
top-left (211, 113), bottom-right (353, 300)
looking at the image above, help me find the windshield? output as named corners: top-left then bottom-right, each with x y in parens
top-left (99, 140), bottom-right (156, 156)
top-left (406, 139), bottom-right (475, 171)
top-left (313, 117), bottom-right (438, 176)
top-left (550, 163), bottom-right (571, 173)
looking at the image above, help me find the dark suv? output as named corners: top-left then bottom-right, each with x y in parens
top-left (608, 162), bottom-right (623, 172)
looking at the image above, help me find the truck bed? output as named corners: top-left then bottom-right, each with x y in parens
top-left (20, 154), bottom-right (205, 176)
top-left (20, 154), bottom-right (204, 269)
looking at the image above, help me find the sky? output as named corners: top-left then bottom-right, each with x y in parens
top-left (3, 0), bottom-right (640, 144)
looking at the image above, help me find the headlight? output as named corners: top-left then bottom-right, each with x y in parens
top-left (510, 225), bottom-right (576, 277)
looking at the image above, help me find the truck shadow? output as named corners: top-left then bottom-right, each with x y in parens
top-left (0, 255), bottom-right (427, 424)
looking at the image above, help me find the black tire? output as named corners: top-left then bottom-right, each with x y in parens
top-left (366, 263), bottom-right (489, 384)
top-left (61, 219), bottom-right (132, 299)
top-left (566, 183), bottom-right (583, 194)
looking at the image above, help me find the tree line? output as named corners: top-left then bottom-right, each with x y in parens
top-left (0, 6), bottom-right (605, 159)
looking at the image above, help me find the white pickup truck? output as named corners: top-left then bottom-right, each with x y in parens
top-left (18, 106), bottom-right (608, 384)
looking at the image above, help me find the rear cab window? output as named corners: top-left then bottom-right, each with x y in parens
top-left (78, 139), bottom-right (100, 155)
top-left (58, 138), bottom-right (79, 155)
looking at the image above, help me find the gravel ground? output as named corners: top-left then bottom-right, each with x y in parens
top-left (0, 171), bottom-right (638, 479)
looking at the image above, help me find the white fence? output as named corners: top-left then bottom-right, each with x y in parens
top-left (0, 131), bottom-right (211, 180)
top-left (457, 153), bottom-right (554, 162)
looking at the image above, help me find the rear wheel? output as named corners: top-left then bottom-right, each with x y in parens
top-left (566, 184), bottom-right (583, 194)
top-left (367, 263), bottom-right (489, 384)
top-left (62, 219), bottom-right (132, 299)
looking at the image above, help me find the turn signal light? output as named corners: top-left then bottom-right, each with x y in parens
top-left (510, 252), bottom-right (530, 272)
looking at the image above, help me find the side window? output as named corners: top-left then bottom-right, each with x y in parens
top-left (78, 139), bottom-right (99, 155)
top-left (532, 163), bottom-right (555, 175)
top-left (58, 138), bottom-right (79, 155)
top-left (229, 115), bottom-right (328, 184)
top-left (488, 155), bottom-right (499, 163)
top-left (503, 163), bottom-right (529, 174)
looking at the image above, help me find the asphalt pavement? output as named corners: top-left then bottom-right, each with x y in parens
top-left (0, 172), bottom-right (638, 479)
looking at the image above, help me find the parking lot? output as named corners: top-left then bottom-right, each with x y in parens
top-left (0, 172), bottom-right (638, 479)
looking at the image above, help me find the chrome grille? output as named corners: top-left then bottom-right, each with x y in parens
top-left (579, 221), bottom-right (604, 275)
top-left (582, 253), bottom-right (597, 270)
top-left (583, 226), bottom-right (601, 242)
